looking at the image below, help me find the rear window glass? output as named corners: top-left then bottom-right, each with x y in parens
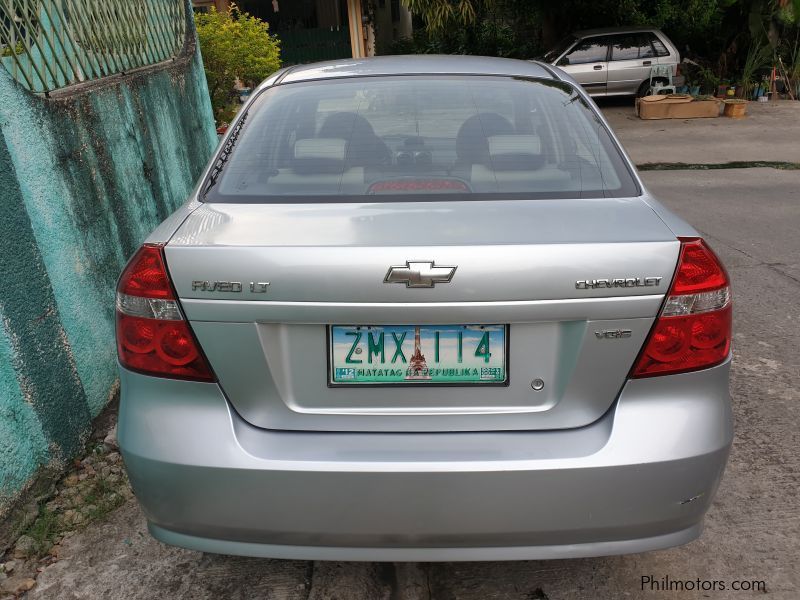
top-left (649, 34), bottom-right (671, 57)
top-left (562, 37), bottom-right (610, 65)
top-left (205, 75), bottom-right (639, 203)
top-left (543, 35), bottom-right (576, 63)
top-left (611, 33), bottom-right (656, 60)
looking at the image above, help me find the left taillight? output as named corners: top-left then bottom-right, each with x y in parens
top-left (115, 243), bottom-right (215, 382)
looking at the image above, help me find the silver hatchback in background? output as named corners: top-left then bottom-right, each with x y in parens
top-left (116, 55), bottom-right (731, 562)
top-left (543, 27), bottom-right (681, 97)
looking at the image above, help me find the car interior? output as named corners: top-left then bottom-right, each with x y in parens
top-left (213, 76), bottom-right (632, 200)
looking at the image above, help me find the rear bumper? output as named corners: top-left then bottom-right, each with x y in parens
top-left (118, 362), bottom-right (733, 561)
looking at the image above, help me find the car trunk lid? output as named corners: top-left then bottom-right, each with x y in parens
top-left (165, 197), bottom-right (679, 432)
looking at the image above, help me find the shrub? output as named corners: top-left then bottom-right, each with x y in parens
top-left (195, 3), bottom-right (281, 123)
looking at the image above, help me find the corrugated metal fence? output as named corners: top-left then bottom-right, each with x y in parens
top-left (0, 0), bottom-right (186, 94)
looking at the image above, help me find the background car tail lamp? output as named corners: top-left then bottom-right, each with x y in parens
top-left (632, 238), bottom-right (732, 377)
top-left (116, 244), bottom-right (215, 382)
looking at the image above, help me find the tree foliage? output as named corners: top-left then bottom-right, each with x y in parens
top-left (398, 0), bottom-right (799, 87)
top-left (195, 3), bottom-right (281, 122)
top-left (402, 0), bottom-right (484, 31)
top-left (402, 0), bottom-right (797, 33)
top-left (401, 0), bottom-right (732, 41)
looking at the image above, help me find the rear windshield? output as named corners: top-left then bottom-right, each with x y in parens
top-left (205, 75), bottom-right (639, 203)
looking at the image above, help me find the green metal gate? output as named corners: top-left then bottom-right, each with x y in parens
top-left (0, 0), bottom-right (186, 94)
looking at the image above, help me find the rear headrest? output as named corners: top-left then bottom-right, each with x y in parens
top-left (295, 138), bottom-right (347, 161)
top-left (486, 135), bottom-right (544, 171)
top-left (488, 135), bottom-right (541, 156)
top-left (455, 113), bottom-right (514, 165)
top-left (293, 138), bottom-right (347, 174)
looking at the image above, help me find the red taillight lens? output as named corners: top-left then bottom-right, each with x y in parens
top-left (632, 238), bottom-right (732, 378)
top-left (633, 305), bottom-right (732, 376)
top-left (671, 240), bottom-right (728, 294)
top-left (118, 244), bottom-right (174, 299)
top-left (116, 244), bottom-right (214, 382)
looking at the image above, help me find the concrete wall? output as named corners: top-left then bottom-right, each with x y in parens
top-left (0, 6), bottom-right (218, 546)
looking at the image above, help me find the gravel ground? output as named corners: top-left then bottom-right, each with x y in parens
top-left (0, 423), bottom-right (132, 599)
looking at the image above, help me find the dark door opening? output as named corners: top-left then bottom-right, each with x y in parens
top-left (237, 0), bottom-right (352, 65)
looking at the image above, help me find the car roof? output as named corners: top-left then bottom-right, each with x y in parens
top-left (572, 26), bottom-right (664, 38)
top-left (273, 55), bottom-right (558, 86)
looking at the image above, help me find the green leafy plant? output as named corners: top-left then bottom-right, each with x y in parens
top-left (402, 0), bottom-right (484, 32)
top-left (740, 38), bottom-right (773, 99)
top-left (698, 65), bottom-right (721, 94)
top-left (195, 3), bottom-right (281, 123)
top-left (0, 41), bottom-right (25, 57)
top-left (788, 29), bottom-right (800, 96)
top-left (21, 506), bottom-right (60, 558)
top-left (390, 0), bottom-right (542, 58)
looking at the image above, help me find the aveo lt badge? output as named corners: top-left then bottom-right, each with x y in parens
top-left (191, 281), bottom-right (270, 293)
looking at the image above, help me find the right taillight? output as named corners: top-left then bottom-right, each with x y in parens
top-left (632, 237), bottom-right (732, 378)
top-left (115, 244), bottom-right (215, 382)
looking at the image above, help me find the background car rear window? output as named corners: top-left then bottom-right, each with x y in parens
top-left (648, 34), bottom-right (671, 57)
top-left (611, 33), bottom-right (657, 60)
top-left (204, 76), bottom-right (639, 203)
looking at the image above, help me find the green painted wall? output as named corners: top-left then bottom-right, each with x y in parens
top-left (0, 5), bottom-right (217, 541)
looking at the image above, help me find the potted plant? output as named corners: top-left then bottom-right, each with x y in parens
top-left (739, 39), bottom-right (773, 100)
top-left (682, 69), bottom-right (698, 95)
top-left (788, 31), bottom-right (800, 99)
top-left (698, 66), bottom-right (719, 96)
top-left (753, 77), bottom-right (769, 100)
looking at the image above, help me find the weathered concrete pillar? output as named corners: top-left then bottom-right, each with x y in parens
top-left (347, 0), bottom-right (367, 58)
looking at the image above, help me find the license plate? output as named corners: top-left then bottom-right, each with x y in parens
top-left (329, 325), bottom-right (508, 385)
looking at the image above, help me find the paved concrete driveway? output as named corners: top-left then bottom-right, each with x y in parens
top-left (602, 100), bottom-right (800, 166)
top-left (26, 111), bottom-right (800, 600)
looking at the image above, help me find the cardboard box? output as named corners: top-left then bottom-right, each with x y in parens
top-left (636, 95), bottom-right (721, 119)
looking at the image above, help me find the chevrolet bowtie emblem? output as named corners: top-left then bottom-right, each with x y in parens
top-left (384, 261), bottom-right (457, 288)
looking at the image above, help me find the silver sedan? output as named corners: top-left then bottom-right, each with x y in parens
top-left (116, 55), bottom-right (732, 561)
